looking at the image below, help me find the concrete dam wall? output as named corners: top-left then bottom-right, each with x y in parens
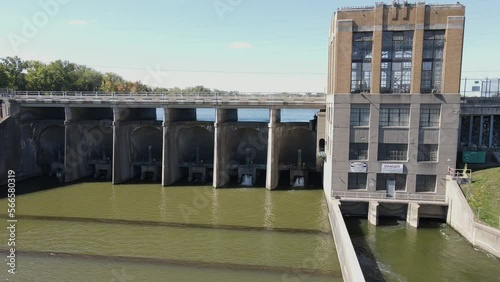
top-left (0, 103), bottom-right (324, 189)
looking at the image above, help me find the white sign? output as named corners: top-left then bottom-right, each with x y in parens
top-left (350, 162), bottom-right (367, 173)
top-left (381, 164), bottom-right (404, 174)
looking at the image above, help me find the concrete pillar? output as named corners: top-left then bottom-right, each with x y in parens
top-left (479, 115), bottom-right (484, 147)
top-left (112, 108), bottom-right (134, 184)
top-left (213, 109), bottom-right (237, 188)
top-left (266, 109), bottom-right (281, 190)
top-left (162, 121), bottom-right (180, 186)
top-left (468, 115), bottom-right (473, 146)
top-left (368, 201), bottom-right (379, 226)
top-left (407, 202), bottom-right (420, 228)
top-left (489, 115), bottom-right (494, 148)
top-left (411, 2), bottom-right (426, 94)
top-left (162, 108), bottom-right (192, 186)
top-left (371, 3), bottom-right (384, 94)
top-left (64, 107), bottom-right (93, 183)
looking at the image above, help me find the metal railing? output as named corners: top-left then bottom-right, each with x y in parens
top-left (449, 167), bottom-right (472, 185)
top-left (0, 90), bottom-right (327, 106)
top-left (332, 191), bottom-right (446, 203)
top-left (3, 91), bottom-right (326, 98)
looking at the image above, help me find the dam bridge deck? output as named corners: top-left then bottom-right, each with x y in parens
top-left (1, 91), bottom-right (326, 109)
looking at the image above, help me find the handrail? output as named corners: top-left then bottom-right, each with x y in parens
top-left (8, 91), bottom-right (326, 98)
top-left (332, 191), bottom-right (446, 203)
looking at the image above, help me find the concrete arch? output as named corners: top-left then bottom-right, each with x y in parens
top-left (178, 126), bottom-right (214, 164)
top-left (227, 127), bottom-right (268, 165)
top-left (86, 126), bottom-right (113, 162)
top-left (37, 125), bottom-right (65, 164)
top-left (130, 126), bottom-right (163, 163)
top-left (278, 128), bottom-right (316, 166)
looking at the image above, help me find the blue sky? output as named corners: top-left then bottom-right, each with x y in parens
top-left (0, 0), bottom-right (498, 92)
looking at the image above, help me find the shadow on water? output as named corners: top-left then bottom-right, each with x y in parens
top-left (344, 216), bottom-right (386, 282)
top-left (1, 176), bottom-right (88, 198)
top-left (377, 217), bottom-right (402, 227)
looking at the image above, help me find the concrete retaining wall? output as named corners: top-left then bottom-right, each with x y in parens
top-left (446, 178), bottom-right (500, 258)
top-left (0, 116), bottom-right (22, 185)
top-left (325, 195), bottom-right (365, 282)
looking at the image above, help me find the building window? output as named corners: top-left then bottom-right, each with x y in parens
top-left (376, 174), bottom-right (407, 191)
top-left (381, 31), bottom-right (413, 93)
top-left (319, 139), bottom-right (325, 152)
top-left (421, 30), bottom-right (445, 93)
top-left (348, 173), bottom-right (368, 190)
top-left (418, 144), bottom-right (438, 162)
top-left (350, 105), bottom-right (370, 126)
top-left (378, 144), bottom-right (408, 161)
top-left (379, 104), bottom-right (410, 127)
top-left (471, 86), bottom-right (480, 92)
top-left (349, 143), bottom-right (369, 160)
top-left (351, 32), bottom-right (373, 93)
top-left (420, 105), bottom-right (441, 127)
top-left (416, 175), bottom-right (437, 192)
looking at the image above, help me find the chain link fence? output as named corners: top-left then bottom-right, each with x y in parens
top-left (461, 78), bottom-right (500, 97)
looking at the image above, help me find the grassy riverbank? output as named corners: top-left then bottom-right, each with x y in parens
top-left (467, 167), bottom-right (500, 228)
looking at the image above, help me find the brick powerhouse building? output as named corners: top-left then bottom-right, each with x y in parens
top-left (324, 3), bottom-right (465, 201)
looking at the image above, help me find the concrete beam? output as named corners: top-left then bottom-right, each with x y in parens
top-left (368, 201), bottom-right (379, 226)
top-left (164, 108), bottom-right (196, 122)
top-left (407, 202), bottom-right (420, 228)
top-left (266, 109), bottom-right (281, 190)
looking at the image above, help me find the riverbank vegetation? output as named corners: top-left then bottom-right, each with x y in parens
top-left (0, 56), bottom-right (229, 94)
top-left (467, 167), bottom-right (500, 228)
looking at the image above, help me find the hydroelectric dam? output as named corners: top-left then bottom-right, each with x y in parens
top-left (0, 91), bottom-right (326, 189)
top-left (1, 91), bottom-right (500, 281)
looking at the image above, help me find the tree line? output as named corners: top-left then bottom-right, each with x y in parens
top-left (0, 56), bottom-right (232, 94)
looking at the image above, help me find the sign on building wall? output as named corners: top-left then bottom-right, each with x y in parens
top-left (350, 162), bottom-right (367, 173)
top-left (381, 164), bottom-right (404, 174)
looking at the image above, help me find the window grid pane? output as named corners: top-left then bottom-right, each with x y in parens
top-left (352, 32), bottom-right (373, 93)
top-left (381, 31), bottom-right (414, 93)
top-left (380, 105), bottom-right (410, 127)
top-left (421, 30), bottom-right (445, 93)
top-left (351, 105), bottom-right (370, 126)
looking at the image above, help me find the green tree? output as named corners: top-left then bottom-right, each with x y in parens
top-left (100, 72), bottom-right (126, 92)
top-left (1, 56), bottom-right (27, 90)
top-left (0, 64), bottom-right (10, 88)
top-left (73, 65), bottom-right (103, 91)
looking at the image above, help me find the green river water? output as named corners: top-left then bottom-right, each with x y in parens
top-left (1, 178), bottom-right (500, 281)
top-left (0, 178), bottom-right (340, 281)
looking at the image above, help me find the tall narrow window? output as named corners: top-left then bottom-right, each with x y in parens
top-left (381, 31), bottom-right (413, 93)
top-left (351, 32), bottom-right (373, 93)
top-left (421, 30), bottom-right (445, 93)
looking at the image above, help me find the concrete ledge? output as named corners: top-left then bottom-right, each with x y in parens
top-left (446, 178), bottom-right (500, 258)
top-left (326, 197), bottom-right (366, 282)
